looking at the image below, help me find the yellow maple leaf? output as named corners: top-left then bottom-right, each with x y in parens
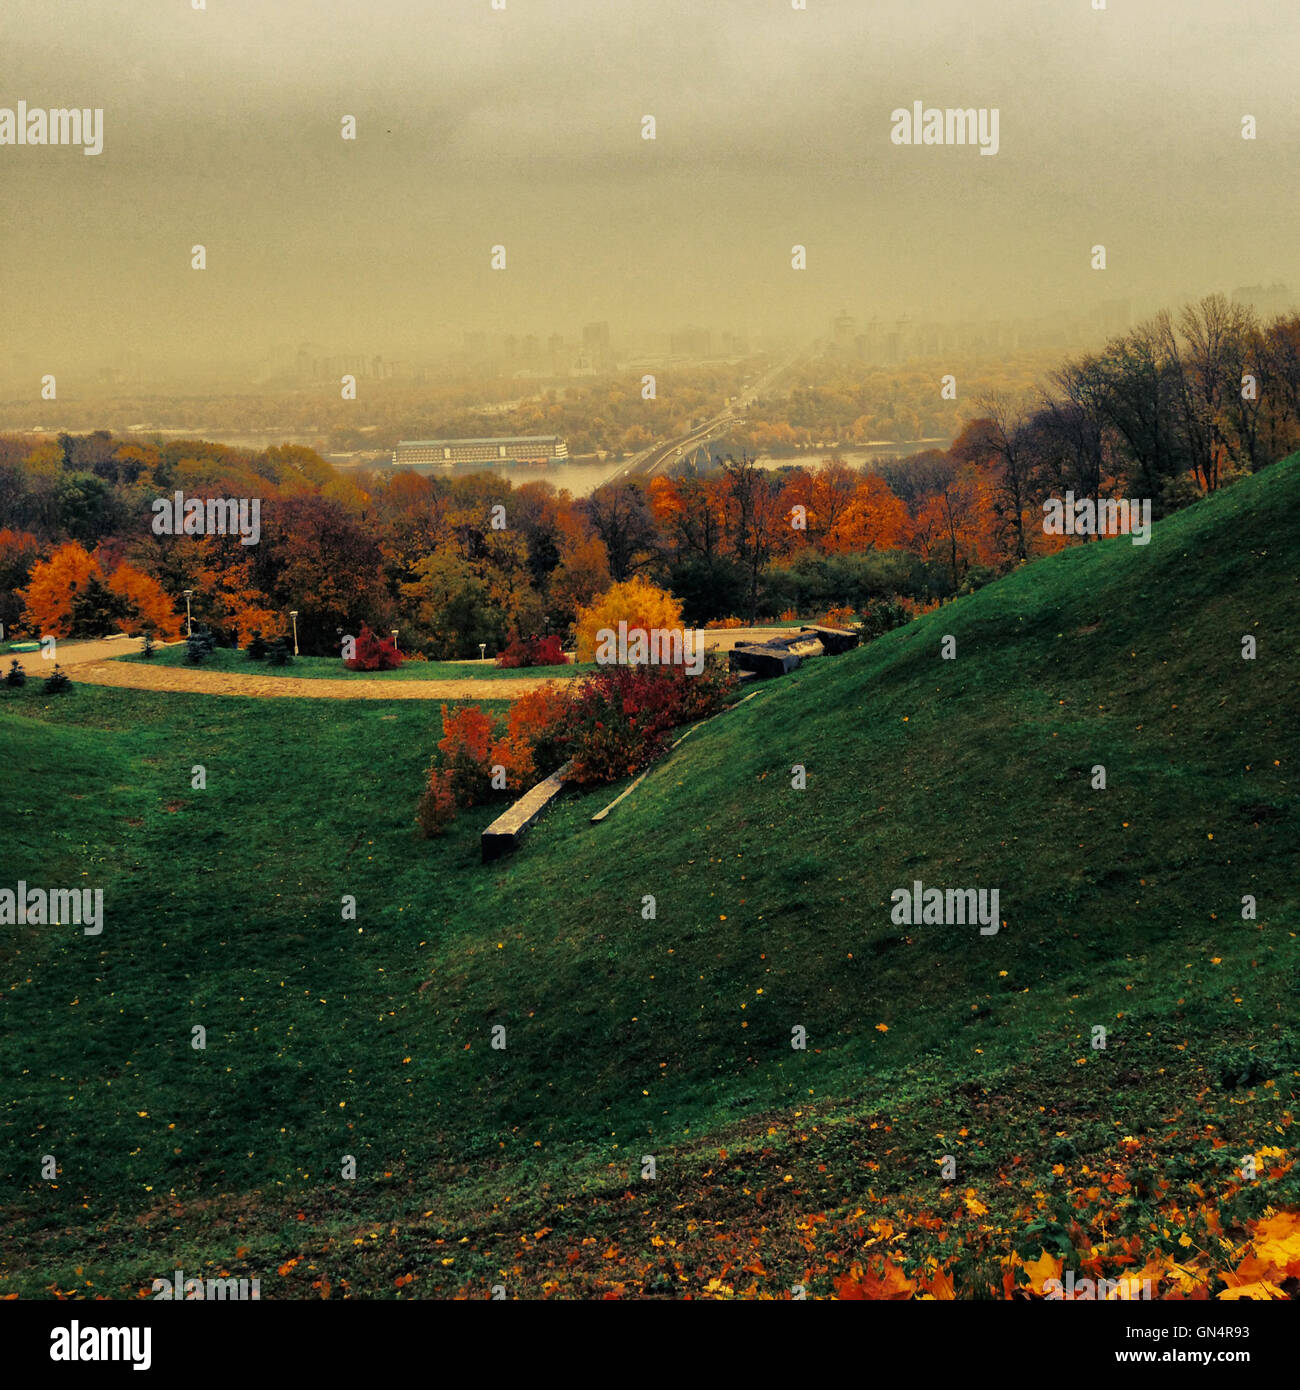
top-left (1217, 1281), bottom-right (1288, 1301)
top-left (1250, 1221), bottom-right (1300, 1277)
top-left (1023, 1248), bottom-right (1063, 1295)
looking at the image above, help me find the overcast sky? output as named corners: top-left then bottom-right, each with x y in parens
top-left (1, 0), bottom-right (1297, 377)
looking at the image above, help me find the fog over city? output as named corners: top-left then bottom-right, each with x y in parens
top-left (1, 0), bottom-right (1297, 384)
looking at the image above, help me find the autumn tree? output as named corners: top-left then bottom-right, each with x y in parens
top-left (1090, 316), bottom-right (1184, 507)
top-left (19, 541), bottom-right (100, 635)
top-left (192, 541), bottom-right (282, 646)
top-left (1169, 294), bottom-right (1257, 491)
top-left (0, 529), bottom-right (42, 635)
top-left (905, 460), bottom-right (985, 593)
top-left (1257, 314), bottom-right (1300, 463)
top-left (827, 473), bottom-right (910, 554)
top-left (953, 394), bottom-right (1037, 564)
top-left (401, 550), bottom-right (503, 658)
top-left (581, 481), bottom-right (658, 582)
top-left (654, 473), bottom-right (744, 624)
top-left (252, 494), bottom-right (388, 654)
top-left (1037, 362), bottom-right (1109, 524)
top-left (809, 459), bottom-right (859, 541)
top-left (104, 562), bottom-right (184, 638)
top-left (719, 452), bottom-right (782, 624)
top-left (547, 534), bottom-right (611, 632)
top-left (20, 541), bottom-right (181, 638)
top-left (573, 576), bottom-right (685, 663)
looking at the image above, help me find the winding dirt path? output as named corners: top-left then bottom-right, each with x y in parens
top-left (37, 629), bottom-right (797, 701)
top-left (67, 660), bottom-right (562, 701)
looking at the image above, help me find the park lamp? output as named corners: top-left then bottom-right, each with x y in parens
top-left (289, 610), bottom-right (299, 655)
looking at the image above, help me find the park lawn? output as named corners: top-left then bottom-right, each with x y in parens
top-left (119, 645), bottom-right (592, 680)
top-left (1, 455), bottom-right (1298, 1298)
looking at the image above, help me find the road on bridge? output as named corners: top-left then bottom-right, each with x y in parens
top-left (601, 350), bottom-right (804, 487)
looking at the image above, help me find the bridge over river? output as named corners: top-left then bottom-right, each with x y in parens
top-left (602, 350), bottom-right (804, 487)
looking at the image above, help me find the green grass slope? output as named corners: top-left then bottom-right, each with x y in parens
top-left (1, 457), bottom-right (1297, 1298)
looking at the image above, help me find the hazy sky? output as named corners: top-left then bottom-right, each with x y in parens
top-left (1, 0), bottom-right (1297, 378)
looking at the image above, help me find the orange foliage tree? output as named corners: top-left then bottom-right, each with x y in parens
top-left (107, 562), bottom-right (184, 638)
top-left (18, 542), bottom-right (99, 636)
top-left (193, 547), bottom-right (282, 645)
top-left (20, 541), bottom-right (182, 639)
top-left (827, 473), bottom-right (911, 552)
top-left (416, 700), bottom-right (550, 837)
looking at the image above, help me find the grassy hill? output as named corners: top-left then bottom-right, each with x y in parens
top-left (2, 456), bottom-right (1297, 1299)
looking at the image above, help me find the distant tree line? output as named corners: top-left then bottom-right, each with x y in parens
top-left (2, 295), bottom-right (1296, 651)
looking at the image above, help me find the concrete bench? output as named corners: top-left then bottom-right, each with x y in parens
top-left (481, 762), bottom-right (572, 862)
top-left (728, 644), bottom-right (802, 678)
top-left (799, 624), bottom-right (860, 654)
top-left (763, 633), bottom-right (825, 659)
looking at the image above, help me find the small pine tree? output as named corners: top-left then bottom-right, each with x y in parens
top-left (69, 573), bottom-right (132, 638)
top-left (5, 659), bottom-right (26, 687)
top-left (267, 637), bottom-right (293, 666)
top-left (247, 630), bottom-right (268, 661)
top-left (140, 630), bottom-right (157, 660)
top-left (184, 633), bottom-right (208, 665)
top-left (43, 664), bottom-right (72, 694)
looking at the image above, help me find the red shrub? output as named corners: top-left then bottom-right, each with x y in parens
top-left (345, 623), bottom-right (402, 671)
top-left (414, 663), bottom-right (739, 836)
top-left (415, 704), bottom-right (504, 836)
top-left (497, 684), bottom-right (573, 786)
top-left (415, 767), bottom-right (458, 837)
top-left (496, 632), bottom-right (568, 668)
top-left (545, 662), bottom-right (738, 786)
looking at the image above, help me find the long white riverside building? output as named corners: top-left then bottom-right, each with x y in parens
top-left (393, 435), bottom-right (568, 466)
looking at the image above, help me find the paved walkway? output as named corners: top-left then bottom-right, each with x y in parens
top-left (19, 636), bottom-right (145, 669)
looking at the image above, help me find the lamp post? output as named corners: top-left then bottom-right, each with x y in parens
top-left (289, 611), bottom-right (299, 656)
top-left (182, 590), bottom-right (194, 638)
top-left (391, 629), bottom-right (399, 653)
top-left (478, 643), bottom-right (487, 663)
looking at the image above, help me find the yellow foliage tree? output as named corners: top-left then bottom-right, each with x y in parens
top-left (574, 576), bottom-right (684, 662)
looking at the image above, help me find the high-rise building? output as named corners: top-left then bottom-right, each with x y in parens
top-left (582, 321), bottom-right (612, 370)
top-left (1232, 283), bottom-right (1294, 319)
top-left (670, 325), bottom-right (711, 359)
